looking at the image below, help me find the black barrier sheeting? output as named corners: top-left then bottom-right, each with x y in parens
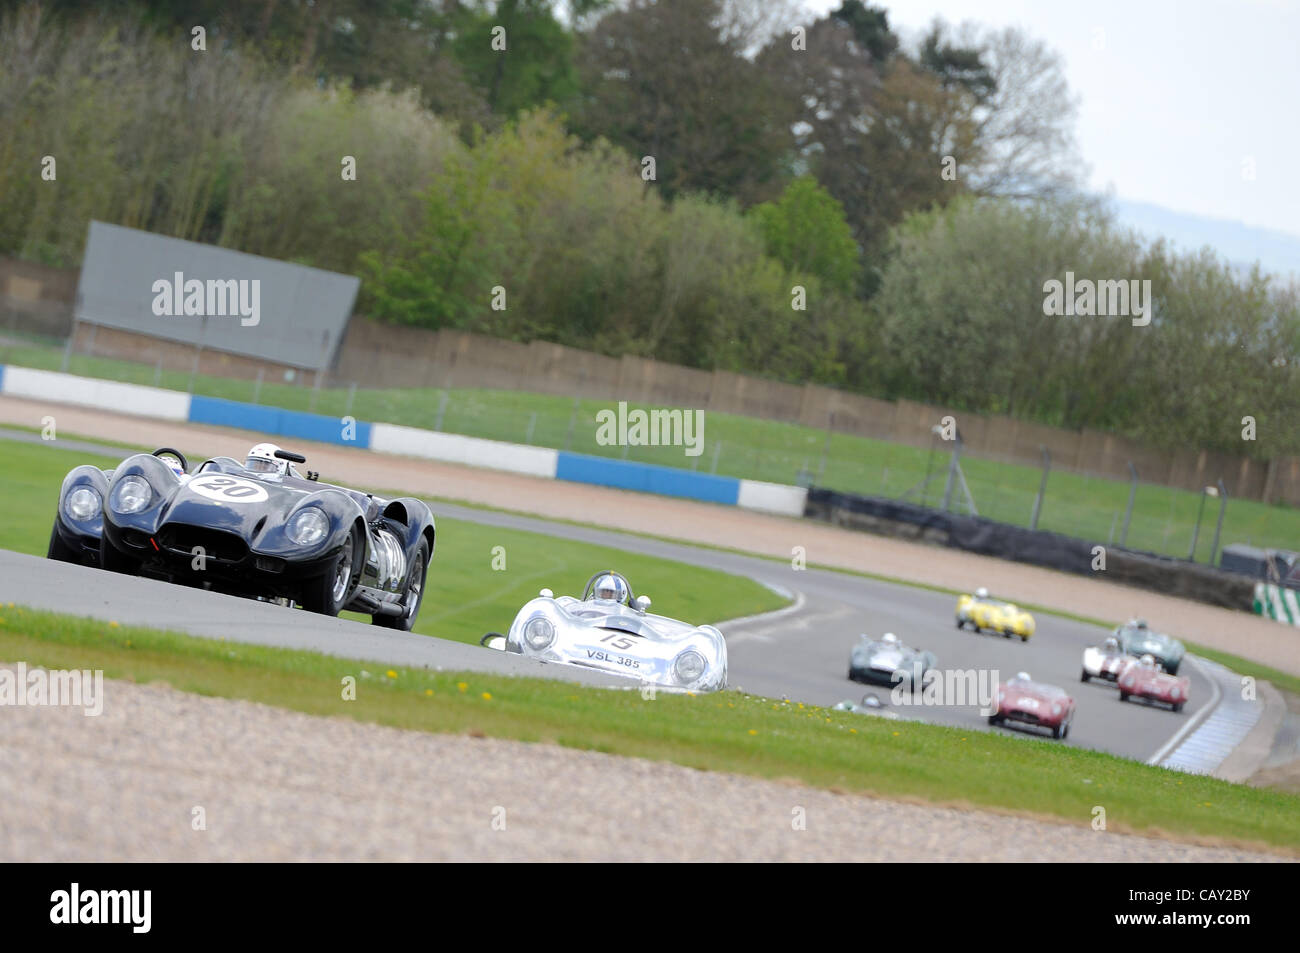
top-left (803, 488), bottom-right (1256, 611)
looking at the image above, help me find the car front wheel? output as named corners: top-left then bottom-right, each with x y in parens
top-left (47, 524), bottom-right (81, 564)
top-left (299, 531), bottom-right (359, 617)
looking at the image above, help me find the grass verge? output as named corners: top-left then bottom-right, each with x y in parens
top-left (1, 603), bottom-right (1297, 853)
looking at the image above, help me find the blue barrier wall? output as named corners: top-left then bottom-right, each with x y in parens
top-left (188, 396), bottom-right (372, 449)
top-left (555, 451), bottom-right (740, 505)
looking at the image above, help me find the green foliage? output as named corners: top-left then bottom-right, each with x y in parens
top-left (750, 177), bottom-right (859, 294)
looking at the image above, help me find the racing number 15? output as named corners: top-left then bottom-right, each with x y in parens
top-left (600, 633), bottom-right (636, 651)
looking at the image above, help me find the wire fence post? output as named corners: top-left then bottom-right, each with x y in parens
top-left (434, 390), bottom-right (448, 431)
top-left (1209, 478), bottom-right (1228, 566)
top-left (1029, 446), bottom-right (1050, 529)
top-left (251, 368), bottom-right (263, 405)
top-left (524, 411), bottom-right (537, 445)
top-left (60, 320), bottom-right (76, 372)
top-left (816, 412), bottom-right (833, 486)
top-left (564, 395), bottom-right (579, 451)
top-left (309, 369), bottom-right (323, 413)
top-left (153, 359), bottom-right (163, 387)
top-left (344, 381), bottom-right (356, 417)
top-left (710, 440), bottom-right (722, 475)
top-left (1120, 462), bottom-right (1138, 547)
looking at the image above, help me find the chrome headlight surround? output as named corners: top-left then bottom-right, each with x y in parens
top-left (64, 486), bottom-right (102, 522)
top-left (285, 507), bottom-right (330, 547)
top-left (111, 476), bottom-right (153, 515)
top-left (673, 649), bottom-right (707, 684)
top-left (523, 616), bottom-right (556, 651)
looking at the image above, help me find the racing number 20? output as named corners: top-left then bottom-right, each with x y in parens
top-left (195, 477), bottom-right (261, 498)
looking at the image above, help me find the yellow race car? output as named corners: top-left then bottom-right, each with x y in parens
top-left (955, 588), bottom-right (1035, 641)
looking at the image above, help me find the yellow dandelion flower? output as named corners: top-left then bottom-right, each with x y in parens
top-left (424, 689), bottom-right (434, 697)
top-left (109, 621), bottom-right (120, 628)
top-left (457, 681), bottom-right (468, 692)
top-left (386, 670), bottom-right (398, 679)
top-left (748, 729), bottom-right (757, 735)
top-left (481, 692), bottom-right (492, 701)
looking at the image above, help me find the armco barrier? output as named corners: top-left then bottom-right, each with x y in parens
top-left (369, 422), bottom-right (557, 479)
top-left (555, 451), bottom-right (740, 505)
top-left (0, 365), bottom-right (809, 515)
top-left (804, 487), bottom-right (1257, 612)
top-left (2, 365), bottom-right (191, 421)
top-left (189, 395), bottom-right (373, 448)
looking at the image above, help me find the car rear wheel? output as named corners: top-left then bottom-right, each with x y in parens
top-left (373, 539), bottom-right (429, 631)
top-left (955, 617), bottom-right (965, 629)
top-left (47, 524), bottom-right (80, 563)
top-left (1019, 634), bottom-right (1028, 642)
top-left (1080, 669), bottom-right (1090, 683)
top-left (1173, 701), bottom-right (1184, 713)
top-left (987, 714), bottom-right (1002, 726)
top-left (1119, 691), bottom-right (1129, 702)
top-left (299, 530), bottom-right (359, 617)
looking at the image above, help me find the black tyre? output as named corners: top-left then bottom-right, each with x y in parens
top-left (1119, 691), bottom-right (1129, 703)
top-left (955, 617), bottom-right (965, 629)
top-left (99, 534), bottom-right (141, 575)
top-left (373, 539), bottom-right (429, 631)
top-left (1173, 701), bottom-right (1185, 713)
top-left (1080, 669), bottom-right (1090, 683)
top-left (987, 713), bottom-right (1002, 726)
top-left (299, 530), bottom-right (359, 617)
top-left (1019, 634), bottom-right (1028, 642)
top-left (47, 524), bottom-right (80, 563)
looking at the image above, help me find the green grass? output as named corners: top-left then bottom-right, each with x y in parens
top-left (4, 336), bottom-right (1298, 560)
top-left (2, 439), bottom-right (785, 641)
top-left (1, 603), bottom-right (1296, 853)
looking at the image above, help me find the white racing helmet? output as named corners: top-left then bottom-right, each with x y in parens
top-left (591, 573), bottom-right (629, 604)
top-left (975, 587), bottom-right (989, 599)
top-left (1011, 671), bottom-right (1031, 683)
top-left (881, 632), bottom-right (899, 645)
top-left (245, 442), bottom-right (286, 475)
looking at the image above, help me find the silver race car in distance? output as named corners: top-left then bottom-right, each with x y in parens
top-left (847, 632), bottom-right (936, 691)
top-left (481, 571), bottom-right (728, 693)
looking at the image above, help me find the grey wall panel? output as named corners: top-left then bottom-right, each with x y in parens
top-left (76, 221), bottom-right (359, 371)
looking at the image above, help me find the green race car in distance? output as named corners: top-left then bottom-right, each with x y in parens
top-left (1113, 619), bottom-right (1186, 675)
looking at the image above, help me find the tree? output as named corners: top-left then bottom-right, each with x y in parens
top-left (571, 0), bottom-right (793, 203)
top-left (750, 177), bottom-right (859, 294)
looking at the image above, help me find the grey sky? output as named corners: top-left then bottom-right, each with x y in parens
top-left (804, 0), bottom-right (1299, 242)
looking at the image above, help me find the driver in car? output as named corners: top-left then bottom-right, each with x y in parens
top-left (244, 442), bottom-right (302, 479)
top-left (590, 573), bottom-right (629, 605)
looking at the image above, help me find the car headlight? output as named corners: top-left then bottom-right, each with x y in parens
top-left (1170, 685), bottom-right (1181, 699)
top-left (1051, 703), bottom-right (1062, 716)
top-left (285, 507), bottom-right (330, 546)
top-left (674, 649), bottom-right (707, 684)
top-left (111, 476), bottom-right (152, 514)
top-left (64, 486), bottom-right (102, 522)
top-left (523, 616), bottom-right (555, 651)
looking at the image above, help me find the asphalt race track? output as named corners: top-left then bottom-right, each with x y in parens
top-left (0, 494), bottom-right (1214, 766)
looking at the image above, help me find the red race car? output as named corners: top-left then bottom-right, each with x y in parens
top-left (988, 672), bottom-right (1076, 740)
top-left (1117, 655), bottom-right (1191, 712)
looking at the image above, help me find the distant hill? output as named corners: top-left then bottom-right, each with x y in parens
top-left (1109, 198), bottom-right (1300, 283)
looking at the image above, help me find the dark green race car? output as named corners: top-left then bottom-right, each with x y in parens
top-left (1114, 619), bottom-right (1185, 675)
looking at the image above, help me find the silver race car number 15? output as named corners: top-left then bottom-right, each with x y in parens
top-left (189, 476), bottom-right (270, 504)
top-left (588, 632), bottom-right (641, 669)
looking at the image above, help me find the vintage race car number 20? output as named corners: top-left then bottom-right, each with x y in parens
top-left (189, 476), bottom-right (270, 504)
